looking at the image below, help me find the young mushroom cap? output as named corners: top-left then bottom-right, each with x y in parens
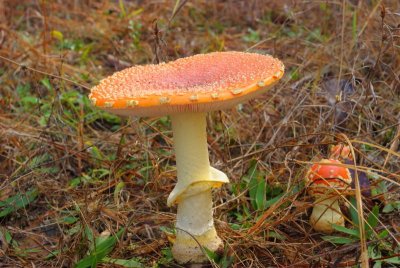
top-left (89, 51), bottom-right (284, 117)
top-left (306, 159), bottom-right (352, 196)
top-left (305, 159), bottom-right (352, 233)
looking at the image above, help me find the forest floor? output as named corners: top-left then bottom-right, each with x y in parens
top-left (0, 1), bottom-right (400, 267)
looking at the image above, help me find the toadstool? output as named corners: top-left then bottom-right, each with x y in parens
top-left (89, 51), bottom-right (284, 263)
top-left (305, 159), bottom-right (352, 233)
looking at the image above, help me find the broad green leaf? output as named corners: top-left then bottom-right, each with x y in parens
top-left (367, 205), bottom-right (379, 228)
top-left (28, 154), bottom-right (52, 170)
top-left (382, 203), bottom-right (394, 213)
top-left (371, 181), bottom-right (388, 198)
top-left (41, 77), bottom-right (53, 92)
top-left (84, 226), bottom-right (94, 246)
top-left (368, 245), bottom-right (381, 258)
top-left (220, 254), bottom-right (234, 268)
top-left (204, 246), bottom-right (218, 261)
top-left (75, 254), bottom-right (99, 268)
top-left (16, 83), bottom-right (31, 97)
top-left (229, 223), bottom-right (241, 230)
top-left (21, 96), bottom-right (39, 108)
top-left (102, 257), bottom-right (143, 268)
top-left (66, 223), bottom-right (81, 236)
top-left (377, 229), bottom-right (389, 239)
top-left (267, 231), bottom-right (286, 241)
top-left (348, 196), bottom-right (359, 227)
top-left (385, 256), bottom-right (400, 264)
top-left (372, 261), bottom-right (382, 268)
top-left (76, 228), bottom-right (124, 268)
top-left (331, 224), bottom-right (360, 237)
top-left (0, 188), bottom-right (39, 218)
top-left (61, 216), bottom-right (78, 224)
top-left (366, 205), bottom-right (379, 238)
top-left (95, 232), bottom-right (110, 246)
top-left (265, 193), bottom-right (284, 209)
top-left (255, 178), bottom-right (266, 210)
top-left (89, 145), bottom-right (104, 161)
top-left (114, 181), bottom-right (125, 205)
top-left (322, 235), bottom-right (357, 245)
top-left (159, 226), bottom-right (175, 235)
top-left (382, 201), bottom-right (400, 213)
top-left (157, 247), bottom-right (174, 266)
top-left (4, 229), bottom-right (13, 243)
top-left (69, 178), bottom-right (81, 188)
top-left (46, 249), bottom-right (60, 259)
top-left (246, 160), bottom-right (259, 209)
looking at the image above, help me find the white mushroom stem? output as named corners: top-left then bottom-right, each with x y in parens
top-left (169, 112), bottom-right (228, 264)
top-left (310, 195), bottom-right (344, 234)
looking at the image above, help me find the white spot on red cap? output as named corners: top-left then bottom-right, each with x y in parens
top-left (231, 88), bottom-right (243, 95)
top-left (211, 93), bottom-right (219, 99)
top-left (104, 101), bottom-right (114, 108)
top-left (159, 97), bottom-right (170, 104)
top-left (189, 95), bottom-right (199, 101)
top-left (126, 100), bottom-right (139, 107)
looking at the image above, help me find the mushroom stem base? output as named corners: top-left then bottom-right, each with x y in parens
top-left (173, 188), bottom-right (223, 264)
top-left (310, 196), bottom-right (344, 233)
top-left (172, 227), bottom-right (222, 264)
top-left (173, 230), bottom-right (222, 264)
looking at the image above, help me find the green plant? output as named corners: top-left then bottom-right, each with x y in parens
top-left (154, 247), bottom-right (174, 267)
top-left (205, 245), bottom-right (234, 268)
top-left (322, 202), bottom-right (400, 267)
top-left (242, 28), bottom-right (261, 43)
top-left (0, 228), bottom-right (43, 257)
top-left (245, 160), bottom-right (283, 211)
top-left (128, 20), bottom-right (142, 49)
top-left (75, 228), bottom-right (143, 268)
top-left (228, 160), bottom-right (285, 230)
top-left (0, 188), bottom-right (38, 218)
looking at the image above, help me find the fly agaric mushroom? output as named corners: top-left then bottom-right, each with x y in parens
top-left (305, 159), bottom-right (352, 233)
top-left (89, 51), bottom-right (284, 263)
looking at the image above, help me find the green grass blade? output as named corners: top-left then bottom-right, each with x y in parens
top-left (0, 188), bottom-right (39, 218)
top-left (75, 228), bottom-right (125, 268)
top-left (102, 257), bottom-right (143, 268)
top-left (348, 196), bottom-right (359, 226)
top-left (331, 224), bottom-right (360, 237)
top-left (321, 235), bottom-right (358, 245)
top-left (255, 178), bottom-right (267, 210)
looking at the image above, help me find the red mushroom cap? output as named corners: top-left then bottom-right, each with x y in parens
top-left (306, 159), bottom-right (352, 196)
top-left (89, 51), bottom-right (284, 117)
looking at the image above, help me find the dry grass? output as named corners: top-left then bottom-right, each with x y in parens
top-left (0, 0), bottom-right (399, 267)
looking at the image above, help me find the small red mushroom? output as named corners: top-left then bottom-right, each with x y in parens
top-left (305, 159), bottom-right (352, 233)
